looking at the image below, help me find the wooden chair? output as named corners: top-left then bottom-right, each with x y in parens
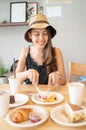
top-left (69, 61), bottom-right (86, 82)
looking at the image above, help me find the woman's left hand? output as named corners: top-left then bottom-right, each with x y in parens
top-left (48, 71), bottom-right (60, 85)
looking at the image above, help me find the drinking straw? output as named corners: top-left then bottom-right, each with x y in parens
top-left (13, 58), bottom-right (16, 78)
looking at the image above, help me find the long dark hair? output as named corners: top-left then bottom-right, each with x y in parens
top-left (43, 29), bottom-right (57, 74)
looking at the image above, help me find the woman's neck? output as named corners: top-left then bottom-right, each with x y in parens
top-left (30, 46), bottom-right (43, 65)
top-left (32, 46), bottom-right (43, 55)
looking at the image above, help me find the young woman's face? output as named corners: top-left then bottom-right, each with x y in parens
top-left (28, 28), bottom-right (49, 49)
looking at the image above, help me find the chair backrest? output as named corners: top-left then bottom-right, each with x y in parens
top-left (69, 61), bottom-right (86, 82)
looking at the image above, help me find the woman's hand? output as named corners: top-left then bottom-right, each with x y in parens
top-left (48, 71), bottom-right (60, 86)
top-left (26, 69), bottom-right (39, 85)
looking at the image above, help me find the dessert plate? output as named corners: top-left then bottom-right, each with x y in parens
top-left (9, 94), bottom-right (29, 108)
top-left (50, 104), bottom-right (86, 127)
top-left (31, 91), bottom-right (64, 105)
top-left (6, 105), bottom-right (49, 128)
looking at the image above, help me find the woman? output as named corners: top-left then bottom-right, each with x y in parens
top-left (16, 14), bottom-right (66, 86)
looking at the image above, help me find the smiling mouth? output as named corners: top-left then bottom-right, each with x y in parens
top-left (38, 42), bottom-right (45, 46)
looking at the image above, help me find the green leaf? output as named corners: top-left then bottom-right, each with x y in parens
top-left (0, 65), bottom-right (8, 76)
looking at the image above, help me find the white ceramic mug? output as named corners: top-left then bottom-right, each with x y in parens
top-left (0, 90), bottom-right (9, 117)
top-left (8, 77), bottom-right (21, 94)
top-left (68, 82), bottom-right (85, 105)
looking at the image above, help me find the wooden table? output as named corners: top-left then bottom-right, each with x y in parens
top-left (0, 83), bottom-right (86, 130)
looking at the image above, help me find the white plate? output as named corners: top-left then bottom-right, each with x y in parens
top-left (9, 94), bottom-right (29, 108)
top-left (31, 91), bottom-right (64, 105)
top-left (50, 104), bottom-right (86, 127)
top-left (6, 105), bottom-right (49, 128)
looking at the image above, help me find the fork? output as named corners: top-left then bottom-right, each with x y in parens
top-left (34, 85), bottom-right (40, 93)
top-left (34, 85), bottom-right (48, 98)
top-left (47, 85), bottom-right (51, 94)
top-left (34, 84), bottom-right (51, 94)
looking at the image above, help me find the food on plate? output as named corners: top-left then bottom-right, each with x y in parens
top-left (29, 112), bottom-right (41, 123)
top-left (9, 95), bottom-right (15, 104)
top-left (65, 102), bottom-right (85, 123)
top-left (39, 92), bottom-right (57, 102)
top-left (12, 108), bottom-right (32, 123)
top-left (47, 93), bottom-right (57, 102)
top-left (39, 92), bottom-right (47, 101)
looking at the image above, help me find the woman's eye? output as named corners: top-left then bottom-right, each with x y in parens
top-left (33, 31), bottom-right (48, 36)
top-left (44, 32), bottom-right (48, 36)
top-left (34, 33), bottom-right (39, 36)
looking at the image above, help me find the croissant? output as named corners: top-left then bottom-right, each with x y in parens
top-left (12, 108), bottom-right (32, 123)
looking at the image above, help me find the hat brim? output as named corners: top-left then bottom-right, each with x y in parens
top-left (24, 23), bottom-right (56, 42)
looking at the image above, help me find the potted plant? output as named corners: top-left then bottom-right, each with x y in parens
top-left (0, 64), bottom-right (9, 84)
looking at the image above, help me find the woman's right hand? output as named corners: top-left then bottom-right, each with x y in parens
top-left (25, 69), bottom-right (39, 85)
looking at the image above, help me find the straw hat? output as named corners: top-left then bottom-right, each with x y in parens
top-left (25, 14), bottom-right (56, 42)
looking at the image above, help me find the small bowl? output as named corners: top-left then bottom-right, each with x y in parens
top-left (29, 112), bottom-right (41, 123)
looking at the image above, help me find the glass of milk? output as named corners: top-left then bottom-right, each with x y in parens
top-left (0, 90), bottom-right (9, 118)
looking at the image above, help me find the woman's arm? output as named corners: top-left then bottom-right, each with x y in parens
top-left (16, 48), bottom-right (28, 83)
top-left (48, 48), bottom-right (66, 85)
top-left (55, 48), bottom-right (66, 85)
top-left (16, 47), bottom-right (39, 85)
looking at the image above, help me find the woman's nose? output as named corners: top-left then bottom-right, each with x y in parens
top-left (39, 34), bottom-right (44, 41)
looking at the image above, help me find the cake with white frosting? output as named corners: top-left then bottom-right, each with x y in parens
top-left (65, 102), bottom-right (85, 123)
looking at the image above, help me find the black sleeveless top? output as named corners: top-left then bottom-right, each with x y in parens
top-left (25, 47), bottom-right (48, 84)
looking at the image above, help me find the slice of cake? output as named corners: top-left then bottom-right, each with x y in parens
top-left (9, 95), bottom-right (15, 104)
top-left (65, 102), bottom-right (85, 123)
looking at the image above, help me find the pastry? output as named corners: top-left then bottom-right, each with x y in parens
top-left (65, 102), bottom-right (85, 123)
top-left (39, 92), bottom-right (57, 102)
top-left (39, 91), bottom-right (48, 102)
top-left (47, 93), bottom-right (57, 102)
top-left (12, 108), bottom-right (32, 123)
top-left (9, 95), bottom-right (15, 104)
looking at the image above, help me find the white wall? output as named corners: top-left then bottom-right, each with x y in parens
top-left (46, 0), bottom-right (86, 78)
top-left (0, 0), bottom-right (86, 79)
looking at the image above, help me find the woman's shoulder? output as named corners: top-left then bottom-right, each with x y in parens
top-left (54, 47), bottom-right (62, 54)
top-left (54, 47), bottom-right (64, 59)
top-left (21, 47), bottom-right (29, 52)
top-left (20, 47), bottom-right (30, 57)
